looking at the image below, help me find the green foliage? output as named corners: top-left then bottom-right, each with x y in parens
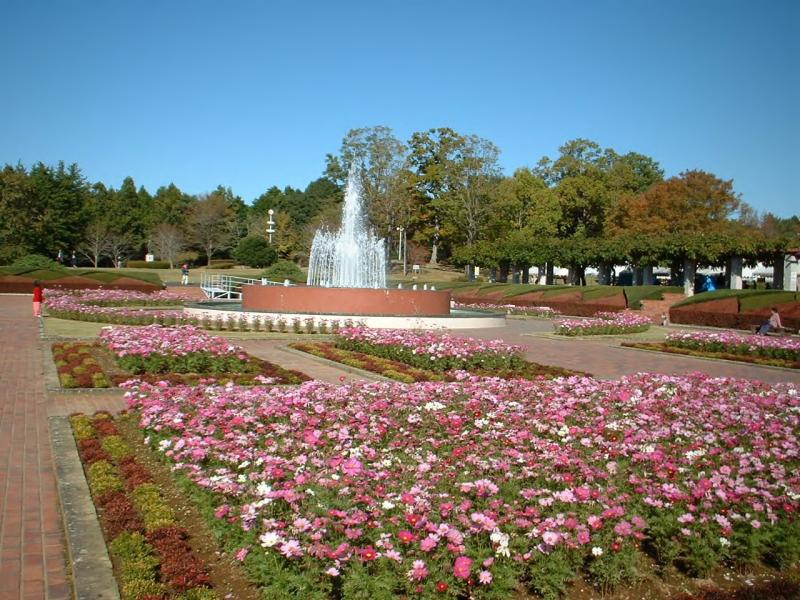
top-left (9, 254), bottom-right (66, 271)
top-left (340, 562), bottom-right (397, 600)
top-left (130, 483), bottom-right (176, 531)
top-left (116, 352), bottom-right (255, 375)
top-left (101, 435), bottom-right (132, 461)
top-left (260, 259), bottom-right (304, 283)
top-left (524, 548), bottom-right (582, 600)
top-left (70, 414), bottom-right (95, 440)
top-left (586, 545), bottom-right (641, 592)
top-left (623, 285), bottom-right (683, 309)
top-left (120, 579), bottom-right (167, 600)
top-left (87, 460), bottom-right (124, 497)
top-left (765, 521), bottom-right (800, 570)
top-left (177, 588), bottom-right (218, 600)
top-left (673, 289), bottom-right (796, 309)
top-left (234, 235), bottom-right (278, 268)
top-left (126, 260), bottom-right (171, 269)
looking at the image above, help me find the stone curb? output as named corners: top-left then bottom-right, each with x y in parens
top-left (50, 416), bottom-right (121, 600)
top-left (278, 344), bottom-right (394, 382)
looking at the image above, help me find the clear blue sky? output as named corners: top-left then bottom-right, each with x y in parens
top-left (2, 0), bottom-right (798, 216)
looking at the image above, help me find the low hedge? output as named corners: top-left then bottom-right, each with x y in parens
top-left (670, 308), bottom-right (800, 331)
top-left (126, 260), bottom-right (172, 269)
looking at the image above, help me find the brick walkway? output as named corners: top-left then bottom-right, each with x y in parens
top-left (0, 296), bottom-right (71, 600)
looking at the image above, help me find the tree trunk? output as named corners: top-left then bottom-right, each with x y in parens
top-left (498, 262), bottom-right (509, 283)
top-left (522, 267), bottom-right (530, 284)
top-left (429, 242), bottom-right (438, 265)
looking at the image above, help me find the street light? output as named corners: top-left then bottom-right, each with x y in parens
top-left (266, 209), bottom-right (276, 244)
top-left (396, 226), bottom-right (404, 261)
top-left (396, 226), bottom-right (407, 276)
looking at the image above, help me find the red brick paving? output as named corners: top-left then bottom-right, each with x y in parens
top-left (0, 296), bottom-right (71, 600)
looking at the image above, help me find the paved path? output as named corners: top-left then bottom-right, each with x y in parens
top-left (0, 296), bottom-right (72, 600)
top-left (461, 318), bottom-right (800, 384)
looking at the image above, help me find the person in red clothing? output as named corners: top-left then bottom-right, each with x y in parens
top-left (32, 280), bottom-right (44, 317)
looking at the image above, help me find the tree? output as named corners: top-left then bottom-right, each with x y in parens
top-left (28, 161), bottom-right (90, 257)
top-left (325, 126), bottom-right (409, 245)
top-left (607, 170), bottom-right (741, 237)
top-left (150, 183), bottom-right (193, 229)
top-left (106, 176), bottom-right (150, 249)
top-left (188, 192), bottom-right (235, 265)
top-left (79, 219), bottom-right (113, 267)
top-left (150, 223), bottom-right (185, 268)
top-left (408, 128), bottom-right (501, 264)
top-left (234, 235), bottom-right (277, 268)
top-left (0, 164), bottom-right (40, 262)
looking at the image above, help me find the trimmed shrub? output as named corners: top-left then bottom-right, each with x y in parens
top-left (131, 483), bottom-right (176, 531)
top-left (126, 260), bottom-right (171, 269)
top-left (260, 259), bottom-right (304, 283)
top-left (10, 254), bottom-right (67, 271)
top-left (87, 460), bottom-right (125, 497)
top-left (234, 236), bottom-right (278, 268)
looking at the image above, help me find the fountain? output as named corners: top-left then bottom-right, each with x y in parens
top-left (185, 170), bottom-right (504, 329)
top-left (306, 173), bottom-right (387, 289)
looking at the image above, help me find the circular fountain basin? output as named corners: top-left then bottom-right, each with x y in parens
top-left (183, 300), bottom-right (506, 330)
top-left (242, 285), bottom-right (451, 316)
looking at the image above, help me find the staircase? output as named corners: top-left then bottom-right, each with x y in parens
top-left (199, 273), bottom-right (293, 300)
top-left (638, 292), bottom-right (686, 324)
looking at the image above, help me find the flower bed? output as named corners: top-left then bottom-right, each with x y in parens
top-left (336, 328), bottom-right (526, 372)
top-left (620, 342), bottom-right (800, 370)
top-left (124, 373), bottom-right (800, 599)
top-left (99, 325), bottom-right (255, 375)
top-left (45, 289), bottom-right (187, 325)
top-left (664, 330), bottom-right (800, 362)
top-left (290, 341), bottom-right (443, 383)
top-left (554, 311), bottom-right (652, 336)
top-left (70, 412), bottom-right (218, 599)
top-left (52, 341), bottom-right (112, 388)
top-left (52, 340), bottom-right (309, 388)
top-left (291, 341), bottom-right (580, 382)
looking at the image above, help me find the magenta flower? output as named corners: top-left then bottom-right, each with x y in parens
top-left (453, 555), bottom-right (473, 579)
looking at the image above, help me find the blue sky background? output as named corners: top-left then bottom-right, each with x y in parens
top-left (1, 0), bottom-right (798, 216)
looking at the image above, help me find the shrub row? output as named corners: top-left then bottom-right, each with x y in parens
top-left (669, 308), bottom-right (800, 331)
top-left (291, 341), bottom-right (581, 382)
top-left (70, 412), bottom-right (217, 600)
top-left (126, 260), bottom-right (172, 269)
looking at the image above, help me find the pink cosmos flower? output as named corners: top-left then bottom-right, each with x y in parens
top-left (407, 560), bottom-right (428, 581)
top-left (342, 457), bottom-right (363, 477)
top-left (479, 570), bottom-right (493, 585)
top-left (453, 556), bottom-right (473, 579)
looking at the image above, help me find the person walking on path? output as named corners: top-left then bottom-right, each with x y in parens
top-left (70, 250), bottom-right (77, 268)
top-left (757, 306), bottom-right (782, 335)
top-left (32, 280), bottom-right (44, 317)
top-left (181, 263), bottom-right (190, 285)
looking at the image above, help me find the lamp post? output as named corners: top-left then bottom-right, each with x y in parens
top-left (396, 226), bottom-right (404, 261)
top-left (266, 209), bottom-right (276, 244)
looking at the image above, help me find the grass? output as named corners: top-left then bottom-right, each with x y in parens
top-left (624, 285), bottom-right (684, 309)
top-left (739, 291), bottom-right (799, 312)
top-left (673, 289), bottom-right (799, 309)
top-left (0, 266), bottom-right (164, 286)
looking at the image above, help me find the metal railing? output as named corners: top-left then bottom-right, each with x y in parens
top-left (199, 272), bottom-right (294, 300)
